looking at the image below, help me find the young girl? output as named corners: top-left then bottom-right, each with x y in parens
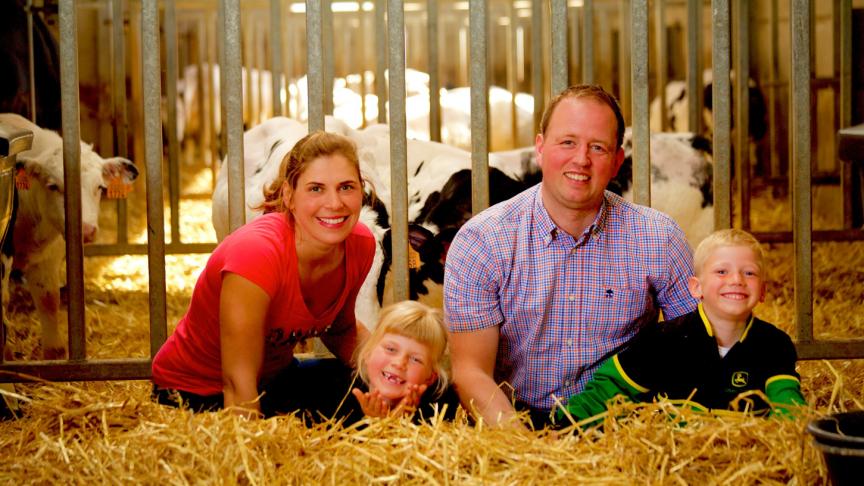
top-left (349, 300), bottom-right (458, 420)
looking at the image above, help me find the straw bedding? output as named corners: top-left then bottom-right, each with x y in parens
top-left (1, 163), bottom-right (861, 483)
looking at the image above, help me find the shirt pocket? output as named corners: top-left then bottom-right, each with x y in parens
top-left (584, 283), bottom-right (655, 341)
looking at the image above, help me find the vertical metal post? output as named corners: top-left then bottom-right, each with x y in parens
top-left (306, 0), bottom-right (325, 131)
top-left (26, 0), bottom-right (37, 124)
top-left (618, 0), bottom-right (631, 123)
top-left (165, 0), bottom-right (181, 244)
top-left (839, 0), bottom-right (852, 227)
top-left (582, 0), bottom-right (594, 84)
top-left (630, 0), bottom-right (650, 206)
top-left (712, 0), bottom-right (732, 229)
top-left (470, 0), bottom-right (489, 213)
top-left (767, 0), bottom-right (781, 184)
top-left (59, 0), bottom-right (86, 360)
top-left (734, 0), bottom-right (750, 230)
top-left (428, 0), bottom-right (441, 143)
top-left (271, 0), bottom-right (284, 117)
top-left (655, 0), bottom-right (668, 131)
top-left (550, 0), bottom-right (568, 95)
top-left (323, 0), bottom-right (335, 115)
top-left (141, 0), bottom-right (167, 354)
top-left (687, 0), bottom-right (702, 133)
top-left (388, 0), bottom-right (409, 302)
top-left (223, 0), bottom-right (246, 233)
top-left (531, 0), bottom-right (543, 131)
top-left (111, 0), bottom-right (129, 245)
top-left (375, 0), bottom-right (387, 123)
top-left (790, 0), bottom-right (812, 343)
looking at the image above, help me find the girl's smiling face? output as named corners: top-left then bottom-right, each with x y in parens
top-left (285, 153), bottom-right (363, 249)
top-left (365, 333), bottom-right (437, 404)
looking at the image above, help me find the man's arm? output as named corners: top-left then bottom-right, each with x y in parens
top-left (450, 325), bottom-right (522, 428)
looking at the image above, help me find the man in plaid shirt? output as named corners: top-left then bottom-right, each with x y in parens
top-left (444, 85), bottom-right (698, 428)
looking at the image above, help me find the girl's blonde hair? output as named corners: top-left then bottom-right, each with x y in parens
top-left (253, 130), bottom-right (362, 214)
top-left (355, 301), bottom-right (451, 398)
top-left (693, 228), bottom-right (766, 275)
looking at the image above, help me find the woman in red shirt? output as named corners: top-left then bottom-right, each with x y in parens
top-left (152, 131), bottom-right (376, 419)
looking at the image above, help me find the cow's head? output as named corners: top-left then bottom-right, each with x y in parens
top-left (17, 142), bottom-right (138, 243)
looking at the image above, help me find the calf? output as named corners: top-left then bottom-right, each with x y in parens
top-left (0, 113), bottom-right (138, 359)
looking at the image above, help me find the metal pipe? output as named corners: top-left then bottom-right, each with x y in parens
top-left (375, 0), bottom-right (387, 123)
top-left (428, 0), bottom-right (441, 143)
top-left (470, 0), bottom-right (489, 214)
top-left (141, 0), bottom-right (168, 356)
top-left (630, 0), bottom-right (650, 206)
top-left (840, 0), bottom-right (852, 227)
top-left (790, 0), bottom-right (813, 343)
top-left (26, 0), bottom-right (37, 124)
top-left (686, 0), bottom-right (701, 134)
top-left (271, 0), bottom-right (284, 117)
top-left (111, 0), bottom-right (129, 245)
top-left (712, 0), bottom-right (732, 229)
top-left (734, 0), bottom-right (750, 230)
top-left (388, 0), bottom-right (409, 302)
top-left (582, 0), bottom-right (594, 84)
top-left (223, 0), bottom-right (246, 234)
top-left (306, 0), bottom-right (326, 130)
top-left (165, 0), bottom-right (181, 244)
top-left (59, 0), bottom-right (86, 361)
top-left (655, 0), bottom-right (667, 131)
top-left (531, 0), bottom-right (543, 132)
top-left (550, 0), bottom-right (568, 95)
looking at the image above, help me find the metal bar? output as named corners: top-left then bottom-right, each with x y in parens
top-left (531, 0), bottom-right (543, 132)
top-left (470, 0), bottom-right (489, 213)
top-left (59, 0), bottom-right (86, 361)
top-left (271, 0), bottom-right (284, 117)
top-left (734, 0), bottom-right (750, 230)
top-left (582, 0), bottom-right (594, 84)
top-left (111, 0), bottom-right (129, 245)
top-left (506, 1), bottom-right (518, 144)
top-left (0, 359), bottom-right (153, 383)
top-left (655, 0), bottom-right (667, 131)
top-left (790, 0), bottom-right (812, 343)
top-left (84, 242), bottom-right (218, 257)
top-left (388, 0), bottom-right (409, 302)
top-left (630, 0), bottom-right (650, 206)
top-left (751, 229), bottom-right (864, 243)
top-left (26, 0), bottom-right (37, 124)
top-left (712, 0), bottom-right (732, 229)
top-left (375, 0), bottom-right (387, 123)
top-left (767, 0), bottom-right (781, 183)
top-left (796, 341), bottom-right (864, 361)
top-left (550, 0), bottom-right (568, 95)
top-left (323, 0), bottom-right (334, 115)
top-left (686, 0), bottom-right (701, 134)
top-left (165, 0), bottom-right (182, 244)
top-left (142, 0), bottom-right (167, 357)
top-left (428, 0), bottom-right (441, 143)
top-left (618, 0), bottom-right (631, 123)
top-left (306, 0), bottom-right (325, 131)
top-left (223, 0), bottom-right (246, 235)
top-left (839, 0), bottom-right (852, 227)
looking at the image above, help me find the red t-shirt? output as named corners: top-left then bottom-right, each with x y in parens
top-left (152, 212), bottom-right (376, 395)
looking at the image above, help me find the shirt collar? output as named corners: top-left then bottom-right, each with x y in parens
top-left (533, 188), bottom-right (613, 246)
top-left (697, 302), bottom-right (755, 342)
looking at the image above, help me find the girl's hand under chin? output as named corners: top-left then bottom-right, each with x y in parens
top-left (352, 383), bottom-right (428, 418)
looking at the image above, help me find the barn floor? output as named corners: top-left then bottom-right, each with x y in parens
top-left (0, 154), bottom-right (862, 483)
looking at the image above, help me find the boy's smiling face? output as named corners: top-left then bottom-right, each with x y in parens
top-left (688, 244), bottom-right (766, 324)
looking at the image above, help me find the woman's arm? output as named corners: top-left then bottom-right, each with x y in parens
top-left (220, 272), bottom-right (271, 417)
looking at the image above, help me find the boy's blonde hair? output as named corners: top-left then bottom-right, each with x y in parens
top-left (693, 228), bottom-right (765, 274)
top-left (355, 301), bottom-right (451, 398)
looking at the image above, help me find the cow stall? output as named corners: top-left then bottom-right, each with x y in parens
top-left (0, 0), bottom-right (861, 387)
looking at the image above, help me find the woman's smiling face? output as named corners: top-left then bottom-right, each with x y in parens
top-left (285, 153), bottom-right (363, 249)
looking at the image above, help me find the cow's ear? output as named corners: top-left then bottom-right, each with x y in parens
top-left (407, 224), bottom-right (435, 251)
top-left (102, 157), bottom-right (139, 183)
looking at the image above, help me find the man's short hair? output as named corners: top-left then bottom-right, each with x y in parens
top-left (539, 84), bottom-right (626, 149)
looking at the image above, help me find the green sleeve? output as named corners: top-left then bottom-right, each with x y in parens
top-left (765, 375), bottom-right (806, 418)
top-left (556, 355), bottom-right (649, 426)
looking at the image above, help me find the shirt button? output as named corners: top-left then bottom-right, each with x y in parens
top-left (567, 339), bottom-right (574, 347)
top-left (568, 295), bottom-right (575, 301)
top-left (564, 380), bottom-right (572, 387)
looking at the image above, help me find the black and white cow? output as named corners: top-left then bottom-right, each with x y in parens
top-left (0, 113), bottom-right (138, 359)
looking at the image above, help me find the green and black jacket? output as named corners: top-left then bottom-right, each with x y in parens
top-left (557, 304), bottom-right (806, 424)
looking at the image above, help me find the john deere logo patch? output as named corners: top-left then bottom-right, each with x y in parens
top-left (731, 371), bottom-right (749, 387)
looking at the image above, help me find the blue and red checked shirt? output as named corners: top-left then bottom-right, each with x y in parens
top-left (444, 184), bottom-right (698, 411)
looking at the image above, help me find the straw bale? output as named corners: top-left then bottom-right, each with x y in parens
top-left (0, 158), bottom-right (861, 483)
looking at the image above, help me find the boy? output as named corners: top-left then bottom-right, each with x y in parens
top-left (556, 229), bottom-right (806, 425)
